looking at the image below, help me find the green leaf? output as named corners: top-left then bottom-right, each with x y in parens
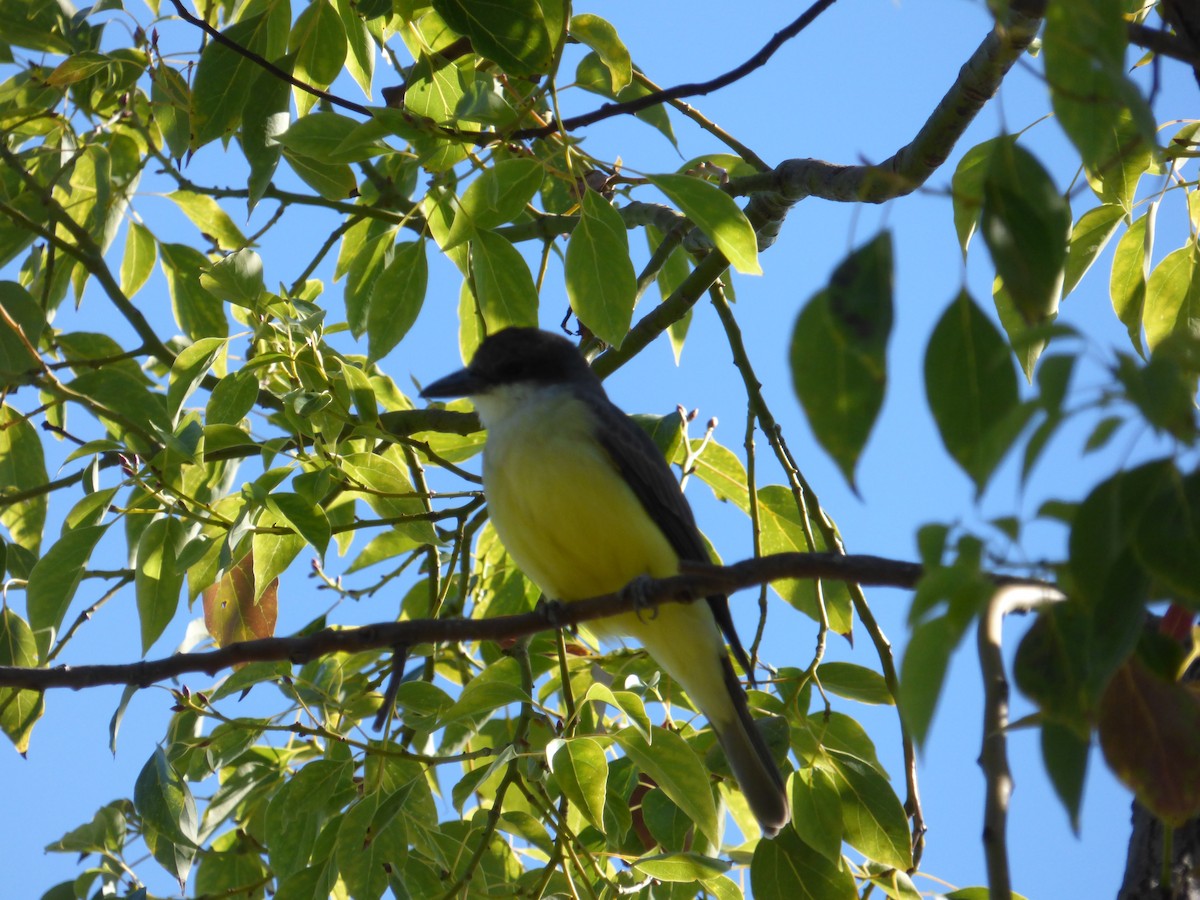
top-left (274, 111), bottom-right (366, 163)
top-left (898, 616), bottom-right (958, 750)
top-left (159, 243), bottom-right (229, 341)
top-left (566, 190), bottom-right (637, 347)
top-left (0, 282), bottom-right (44, 385)
top-left (647, 174), bottom-right (760, 275)
top-left (789, 767), bottom-right (843, 863)
top-left (825, 750), bottom-right (912, 870)
top-left (575, 52), bottom-right (676, 146)
top-left (199, 248), bottom-right (265, 308)
top-left (632, 851), bottom-right (731, 882)
top-left (755, 485), bottom-right (853, 634)
top-left (240, 59), bottom-right (292, 212)
top-left (950, 135), bottom-right (1013, 258)
top-left (289, 0), bottom-right (347, 116)
top-left (0, 403), bottom-right (47, 553)
top-left (614, 725), bottom-right (720, 847)
top-left (438, 656), bottom-right (529, 726)
top-left (251, 526), bottom-right (305, 603)
top-left (151, 62), bottom-right (191, 160)
top-left (818, 662), bottom-right (893, 706)
top-left (1041, 721), bottom-right (1089, 833)
top-left (0, 608), bottom-right (43, 752)
top-left (135, 517), bottom-right (188, 654)
top-left (1109, 210), bottom-right (1152, 355)
top-left (443, 158), bottom-right (544, 249)
top-left (751, 825), bottom-right (858, 900)
top-left (282, 147), bottom-right (357, 201)
top-left (190, 13), bottom-right (276, 149)
top-left (470, 229), bottom-right (540, 331)
top-left (981, 142), bottom-right (1070, 327)
top-left (1043, 0), bottom-right (1156, 208)
top-left (119, 221), bottom-right (157, 298)
top-left (135, 748), bottom-right (198, 887)
top-left (167, 191), bottom-right (248, 252)
top-left (570, 14), bottom-right (631, 90)
top-left (206, 370), bottom-right (260, 425)
top-left (1062, 204), bottom-right (1125, 297)
top-left (267, 492), bottom-right (332, 559)
top-left (26, 524), bottom-right (107, 657)
top-left (1143, 243), bottom-right (1200, 353)
top-left (340, 451), bottom-right (437, 545)
top-left (548, 737), bottom-right (608, 832)
top-left (167, 336), bottom-right (226, 423)
top-left (790, 232), bottom-right (892, 487)
top-left (432, 0), bottom-right (562, 75)
top-left (340, 219), bottom-right (398, 338)
top-left (924, 290), bottom-right (1026, 492)
top-left (266, 759), bottom-right (355, 877)
top-left (1130, 464), bottom-right (1200, 606)
top-left (368, 240), bottom-right (428, 362)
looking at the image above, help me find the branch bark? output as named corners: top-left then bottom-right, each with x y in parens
top-left (0, 551), bottom-right (1055, 691)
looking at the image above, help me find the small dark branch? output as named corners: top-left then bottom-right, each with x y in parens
top-left (0, 552), bottom-right (1058, 692)
top-left (165, 0), bottom-right (370, 117)
top-left (1129, 22), bottom-right (1200, 67)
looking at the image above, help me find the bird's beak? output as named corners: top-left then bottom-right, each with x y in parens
top-left (420, 367), bottom-right (484, 400)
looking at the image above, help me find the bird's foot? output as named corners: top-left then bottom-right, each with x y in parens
top-left (537, 597), bottom-right (567, 627)
top-left (622, 574), bottom-right (658, 623)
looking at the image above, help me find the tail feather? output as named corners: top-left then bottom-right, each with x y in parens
top-left (713, 657), bottom-right (790, 837)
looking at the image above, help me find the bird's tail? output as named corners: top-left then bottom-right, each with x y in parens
top-left (711, 656), bottom-right (791, 837)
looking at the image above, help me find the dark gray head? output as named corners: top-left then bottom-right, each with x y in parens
top-left (420, 327), bottom-right (600, 399)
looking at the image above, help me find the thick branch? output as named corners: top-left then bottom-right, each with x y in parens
top-left (0, 552), bottom-right (1056, 692)
top-left (731, 8), bottom-right (1042, 247)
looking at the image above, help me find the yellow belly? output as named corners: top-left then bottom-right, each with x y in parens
top-left (480, 389), bottom-right (732, 723)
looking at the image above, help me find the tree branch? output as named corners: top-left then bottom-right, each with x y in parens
top-left (978, 584), bottom-right (1068, 900)
top-left (730, 7), bottom-right (1043, 248)
top-left (0, 552), bottom-right (1057, 692)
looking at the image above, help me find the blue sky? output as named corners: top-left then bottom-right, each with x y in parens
top-left (3, 0), bottom-right (1194, 896)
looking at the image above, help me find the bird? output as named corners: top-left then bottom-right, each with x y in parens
top-left (420, 326), bottom-right (790, 837)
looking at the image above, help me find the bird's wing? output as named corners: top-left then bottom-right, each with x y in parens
top-left (584, 393), bottom-right (756, 681)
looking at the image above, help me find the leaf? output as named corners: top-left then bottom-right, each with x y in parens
top-left (0, 608), bottom-right (43, 752)
top-left (1043, 0), bottom-right (1156, 207)
top-left (566, 190), bottom-right (637, 347)
top-left (981, 142), bottom-right (1070, 327)
top-left (0, 403), bottom-right (48, 553)
top-left (570, 14), bottom-right (631, 91)
top-left (159, 243), bottom-right (229, 341)
top-left (1143, 243), bottom-right (1200, 353)
top-left (825, 750), bottom-right (912, 870)
top-left (199, 248), bottom-right (265, 308)
top-left (167, 336), bottom-right (226, 423)
top-left (367, 240), bottom-right (428, 362)
top-left (751, 825), bottom-right (858, 900)
top-left (755, 485), bottom-right (853, 634)
top-left (267, 492), bottom-right (332, 559)
top-left (240, 59), bottom-right (292, 212)
top-left (1041, 721), bottom-right (1089, 833)
top-left (433, 0), bottom-right (562, 75)
top-left (26, 524), bottom-right (107, 658)
top-left (575, 52), bottom-right (676, 146)
top-left (548, 737), bottom-right (608, 832)
top-left (151, 62), bottom-right (191, 160)
top-left (167, 191), bottom-right (248, 251)
top-left (789, 767), bottom-right (843, 863)
top-left (274, 111), bottom-right (365, 163)
top-left (950, 135), bottom-right (1013, 257)
top-left (0, 282), bottom-right (44, 385)
top-left (818, 662), bottom-right (893, 706)
top-left (135, 748), bottom-right (198, 887)
top-left (203, 552), bottom-right (279, 648)
top-left (1098, 657), bottom-right (1200, 826)
top-left (251, 526), bottom-right (304, 603)
top-left (1109, 211), bottom-right (1152, 355)
top-left (206, 371), bottom-right (260, 426)
top-left (443, 158), bottom-right (544, 249)
top-left (614, 725), bottom-right (720, 847)
top-left (1130, 464), bottom-right (1200, 606)
top-left (438, 656), bottom-right (529, 726)
top-left (339, 219), bottom-right (397, 337)
top-left (924, 290), bottom-right (1026, 492)
top-left (135, 517), bottom-right (188, 654)
top-left (190, 12), bottom-right (277, 149)
top-left (632, 851), bottom-right (731, 882)
top-left (119, 220), bottom-right (157, 298)
top-left (470, 229), bottom-right (540, 331)
top-left (282, 147), bottom-right (357, 201)
top-left (288, 0), bottom-right (347, 116)
top-left (1062, 204), bottom-right (1125, 297)
top-left (647, 173), bottom-right (760, 275)
top-left (790, 232), bottom-right (892, 487)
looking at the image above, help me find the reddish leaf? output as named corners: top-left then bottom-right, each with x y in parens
top-left (202, 552), bottom-right (278, 653)
top-left (1098, 657), bottom-right (1200, 826)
